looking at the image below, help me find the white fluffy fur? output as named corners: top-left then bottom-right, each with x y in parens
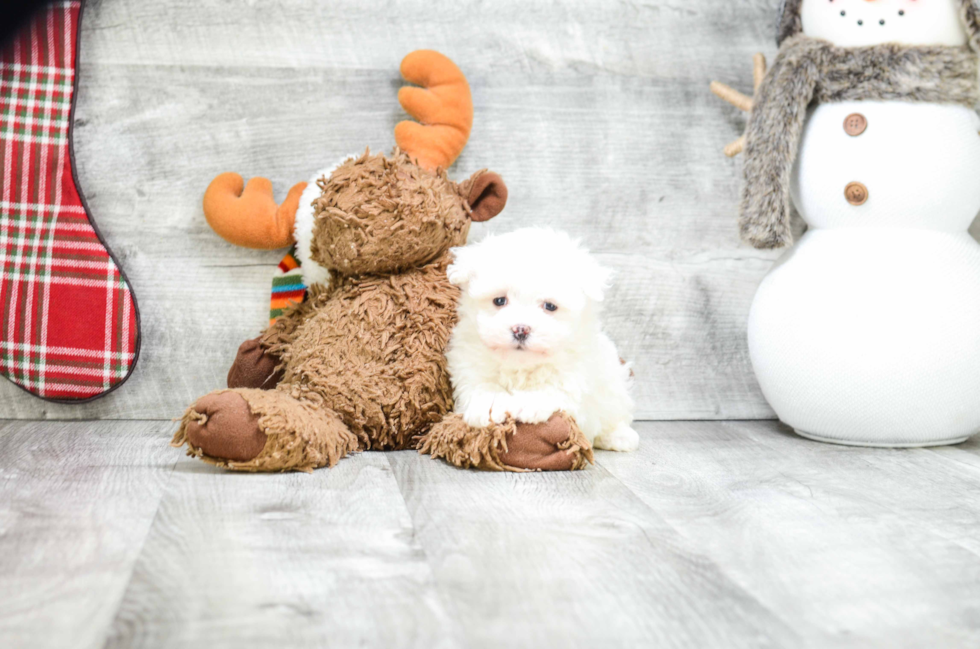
top-left (293, 156), bottom-right (356, 287)
top-left (446, 227), bottom-right (638, 452)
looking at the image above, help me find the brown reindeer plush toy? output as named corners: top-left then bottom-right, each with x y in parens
top-left (171, 51), bottom-right (593, 472)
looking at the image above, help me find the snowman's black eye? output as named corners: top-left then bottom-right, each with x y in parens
top-left (880, 19), bottom-right (886, 25)
top-left (841, 10), bottom-right (846, 17)
top-left (493, 297), bottom-right (507, 307)
top-left (899, 10), bottom-right (905, 17)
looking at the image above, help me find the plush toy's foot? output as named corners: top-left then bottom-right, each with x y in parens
top-left (227, 337), bottom-right (283, 389)
top-left (181, 391), bottom-right (268, 462)
top-left (502, 416), bottom-right (596, 471)
top-left (418, 411), bottom-right (593, 472)
top-left (172, 388), bottom-right (360, 472)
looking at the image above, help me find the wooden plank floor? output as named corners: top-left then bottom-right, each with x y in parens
top-left (2, 420), bottom-right (980, 648)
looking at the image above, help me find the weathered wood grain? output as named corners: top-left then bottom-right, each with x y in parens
top-left (599, 420), bottom-right (980, 648)
top-left (105, 450), bottom-right (457, 649)
top-left (386, 446), bottom-right (801, 649)
top-left (0, 0), bottom-right (801, 419)
top-left (0, 420), bottom-right (175, 649)
top-left (5, 420), bottom-right (980, 646)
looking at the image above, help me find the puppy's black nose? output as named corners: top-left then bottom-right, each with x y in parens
top-left (511, 324), bottom-right (531, 343)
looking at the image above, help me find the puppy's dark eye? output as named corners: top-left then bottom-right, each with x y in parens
top-left (543, 302), bottom-right (558, 312)
top-left (493, 297), bottom-right (507, 307)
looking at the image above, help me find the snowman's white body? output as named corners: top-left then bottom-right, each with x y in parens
top-left (747, 0), bottom-right (980, 446)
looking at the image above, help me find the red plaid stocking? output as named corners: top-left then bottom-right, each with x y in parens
top-left (0, 1), bottom-right (140, 402)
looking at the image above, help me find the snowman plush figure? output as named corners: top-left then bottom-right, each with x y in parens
top-left (713, 0), bottom-right (980, 446)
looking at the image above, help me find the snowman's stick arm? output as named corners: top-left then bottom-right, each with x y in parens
top-left (710, 53), bottom-right (768, 158)
top-left (724, 136), bottom-right (746, 158)
top-left (752, 53), bottom-right (767, 90)
top-left (710, 82), bottom-right (753, 112)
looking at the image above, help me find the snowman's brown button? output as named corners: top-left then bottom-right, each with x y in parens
top-left (845, 182), bottom-right (869, 206)
top-left (844, 113), bottom-right (868, 136)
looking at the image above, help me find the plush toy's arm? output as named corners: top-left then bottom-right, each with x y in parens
top-left (226, 294), bottom-right (318, 390)
top-left (203, 173), bottom-right (307, 249)
top-left (419, 412), bottom-right (593, 472)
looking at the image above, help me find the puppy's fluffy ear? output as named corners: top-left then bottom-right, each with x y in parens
top-left (577, 252), bottom-right (614, 303)
top-left (447, 245), bottom-right (477, 288)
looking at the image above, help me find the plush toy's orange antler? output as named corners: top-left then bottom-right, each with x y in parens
top-left (203, 173), bottom-right (306, 249)
top-left (395, 50), bottom-right (473, 171)
top-left (202, 50), bottom-right (472, 249)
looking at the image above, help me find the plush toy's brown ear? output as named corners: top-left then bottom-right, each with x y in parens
top-left (466, 172), bottom-right (508, 223)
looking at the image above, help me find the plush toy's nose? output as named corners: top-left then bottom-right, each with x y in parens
top-left (512, 324), bottom-right (531, 342)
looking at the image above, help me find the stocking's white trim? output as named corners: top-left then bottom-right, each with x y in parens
top-left (293, 156), bottom-right (354, 287)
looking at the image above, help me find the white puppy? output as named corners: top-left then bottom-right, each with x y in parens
top-left (446, 227), bottom-right (638, 452)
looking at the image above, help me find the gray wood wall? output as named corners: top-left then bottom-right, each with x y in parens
top-left (4, 0), bottom-right (965, 420)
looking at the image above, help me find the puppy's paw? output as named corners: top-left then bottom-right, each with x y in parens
top-left (487, 389), bottom-right (569, 425)
top-left (593, 423), bottom-right (640, 452)
top-left (461, 392), bottom-right (568, 427)
top-left (462, 395), bottom-right (518, 427)
top-left (462, 407), bottom-right (491, 428)
top-left (460, 393), bottom-right (492, 428)
top-left (512, 398), bottom-right (566, 425)
top-left (489, 395), bottom-right (517, 425)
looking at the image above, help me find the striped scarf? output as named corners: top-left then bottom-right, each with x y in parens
top-left (269, 246), bottom-right (307, 325)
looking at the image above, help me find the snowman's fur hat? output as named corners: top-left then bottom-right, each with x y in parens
top-left (777, 0), bottom-right (980, 51)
